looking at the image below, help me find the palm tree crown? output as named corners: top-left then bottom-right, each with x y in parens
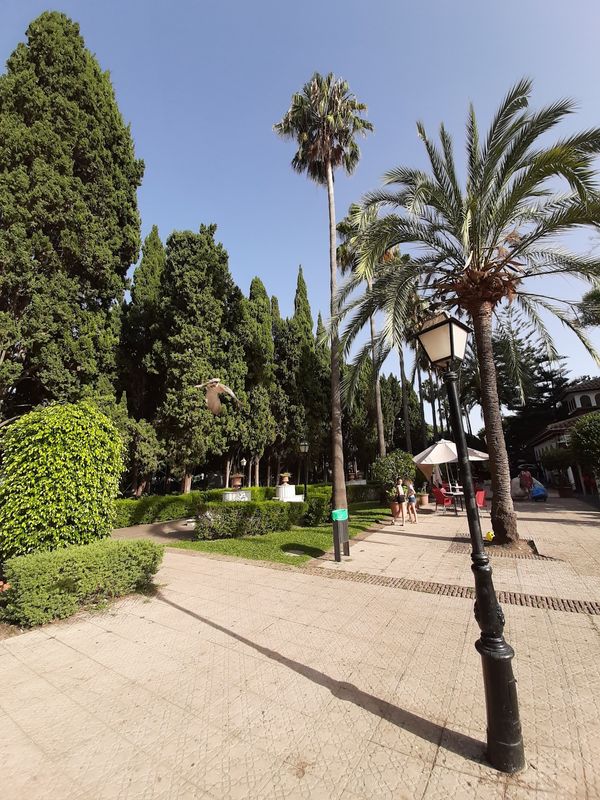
top-left (356, 78), bottom-right (600, 352)
top-left (274, 72), bottom-right (373, 185)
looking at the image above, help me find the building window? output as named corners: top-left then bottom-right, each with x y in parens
top-left (580, 395), bottom-right (592, 408)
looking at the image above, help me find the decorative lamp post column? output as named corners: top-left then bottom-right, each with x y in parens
top-left (416, 312), bottom-right (525, 774)
top-left (299, 440), bottom-right (309, 501)
top-left (240, 458), bottom-right (247, 488)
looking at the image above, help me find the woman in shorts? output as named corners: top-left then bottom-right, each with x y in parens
top-left (405, 479), bottom-right (418, 523)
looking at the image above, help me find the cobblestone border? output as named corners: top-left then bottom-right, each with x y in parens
top-left (166, 547), bottom-right (600, 615)
top-left (298, 566), bottom-right (600, 615)
top-left (447, 538), bottom-right (558, 561)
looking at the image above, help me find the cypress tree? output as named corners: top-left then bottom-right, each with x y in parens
top-left (120, 226), bottom-right (166, 420)
top-left (0, 12), bottom-right (143, 415)
top-left (156, 225), bottom-right (247, 492)
top-left (243, 278), bottom-right (276, 484)
top-left (293, 266), bottom-right (314, 344)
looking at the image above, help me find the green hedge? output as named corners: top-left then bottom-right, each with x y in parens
top-left (195, 500), bottom-right (307, 540)
top-left (113, 482), bottom-right (374, 530)
top-left (0, 539), bottom-right (164, 627)
top-left (114, 492), bottom-right (205, 528)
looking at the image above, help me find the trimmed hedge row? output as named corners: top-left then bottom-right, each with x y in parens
top-left (113, 482), bottom-right (378, 531)
top-left (114, 492), bottom-right (205, 528)
top-left (195, 501), bottom-right (307, 540)
top-left (0, 539), bottom-right (164, 627)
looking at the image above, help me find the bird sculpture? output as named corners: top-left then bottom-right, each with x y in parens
top-left (195, 379), bottom-right (241, 415)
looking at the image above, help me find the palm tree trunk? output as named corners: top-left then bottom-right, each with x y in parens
top-left (224, 456), bottom-right (231, 488)
top-left (254, 456), bottom-right (260, 487)
top-left (428, 369), bottom-right (438, 437)
top-left (416, 365), bottom-right (426, 450)
top-left (368, 280), bottom-right (386, 458)
top-left (471, 301), bottom-right (519, 544)
top-left (326, 159), bottom-right (348, 512)
top-left (463, 405), bottom-right (473, 437)
top-left (398, 345), bottom-right (412, 453)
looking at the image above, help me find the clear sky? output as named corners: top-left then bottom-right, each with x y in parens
top-left (2, 0), bottom-right (600, 394)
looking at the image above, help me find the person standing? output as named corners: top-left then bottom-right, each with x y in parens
top-left (393, 477), bottom-right (406, 526)
top-left (405, 479), bottom-right (418, 523)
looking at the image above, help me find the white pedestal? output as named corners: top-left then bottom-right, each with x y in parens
top-left (275, 484), bottom-right (304, 502)
top-left (222, 490), bottom-right (251, 502)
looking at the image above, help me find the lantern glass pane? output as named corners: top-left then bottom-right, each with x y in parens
top-left (418, 323), bottom-right (452, 365)
top-left (451, 323), bottom-right (468, 362)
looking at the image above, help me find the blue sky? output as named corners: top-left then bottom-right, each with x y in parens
top-left (2, 0), bottom-right (600, 393)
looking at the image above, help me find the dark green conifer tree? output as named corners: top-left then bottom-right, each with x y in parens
top-left (156, 226), bottom-right (247, 492)
top-left (0, 12), bottom-right (143, 415)
top-left (120, 226), bottom-right (166, 420)
top-left (242, 277), bottom-right (276, 484)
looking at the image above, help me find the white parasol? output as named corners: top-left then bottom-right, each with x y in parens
top-left (413, 439), bottom-right (488, 483)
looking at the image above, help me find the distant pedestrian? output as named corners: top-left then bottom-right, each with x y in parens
top-left (519, 468), bottom-right (533, 499)
top-left (393, 477), bottom-right (406, 526)
top-left (404, 479), bottom-right (418, 523)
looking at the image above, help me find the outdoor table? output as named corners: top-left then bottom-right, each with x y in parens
top-left (446, 491), bottom-right (464, 515)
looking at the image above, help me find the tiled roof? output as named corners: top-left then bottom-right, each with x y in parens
top-left (561, 378), bottom-right (600, 395)
top-left (527, 410), bottom-right (600, 447)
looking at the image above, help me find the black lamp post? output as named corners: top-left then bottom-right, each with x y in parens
top-left (416, 311), bottom-right (525, 774)
top-left (240, 457), bottom-right (247, 487)
top-left (299, 440), bottom-right (309, 500)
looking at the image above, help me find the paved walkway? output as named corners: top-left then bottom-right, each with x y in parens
top-left (2, 498), bottom-right (599, 798)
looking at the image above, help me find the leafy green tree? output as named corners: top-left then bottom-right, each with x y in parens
top-left (0, 12), bottom-right (143, 416)
top-left (127, 419), bottom-right (164, 497)
top-left (0, 402), bottom-right (123, 560)
top-left (155, 226), bottom-right (247, 492)
top-left (370, 450), bottom-right (416, 493)
top-left (346, 79), bottom-right (600, 543)
top-left (274, 72), bottom-right (373, 515)
top-left (121, 226), bottom-right (166, 420)
top-left (570, 413), bottom-right (600, 488)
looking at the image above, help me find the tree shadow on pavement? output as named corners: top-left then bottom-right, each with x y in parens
top-left (156, 591), bottom-right (485, 766)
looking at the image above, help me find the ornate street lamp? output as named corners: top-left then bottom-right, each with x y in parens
top-left (299, 440), bottom-right (309, 500)
top-left (416, 312), bottom-right (525, 774)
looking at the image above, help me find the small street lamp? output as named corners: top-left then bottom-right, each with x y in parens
top-left (299, 440), bottom-right (309, 500)
top-left (416, 311), bottom-right (525, 774)
top-left (240, 457), bottom-right (247, 486)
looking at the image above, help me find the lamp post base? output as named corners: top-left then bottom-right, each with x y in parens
top-left (476, 637), bottom-right (525, 773)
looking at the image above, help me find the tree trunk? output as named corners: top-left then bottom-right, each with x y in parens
top-left (247, 460), bottom-right (252, 487)
top-left (181, 472), bottom-right (192, 494)
top-left (416, 365), bottom-right (426, 450)
top-left (368, 280), bottom-right (386, 458)
top-left (276, 455), bottom-right (281, 482)
top-left (428, 369), bottom-right (438, 437)
top-left (463, 405), bottom-right (473, 437)
top-left (471, 301), bottom-right (519, 544)
top-left (254, 456), bottom-right (260, 487)
top-left (267, 457), bottom-right (272, 487)
top-left (398, 345), bottom-right (412, 453)
top-left (326, 159), bottom-right (348, 512)
top-left (224, 456), bottom-right (231, 489)
top-left (134, 479), bottom-right (147, 498)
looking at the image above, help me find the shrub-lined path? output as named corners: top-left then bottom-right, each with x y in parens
top-left (2, 497), bottom-right (599, 798)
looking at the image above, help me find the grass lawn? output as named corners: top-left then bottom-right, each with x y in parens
top-left (168, 501), bottom-right (390, 565)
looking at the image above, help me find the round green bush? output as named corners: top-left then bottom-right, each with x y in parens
top-left (0, 401), bottom-right (123, 560)
top-left (370, 450), bottom-right (416, 494)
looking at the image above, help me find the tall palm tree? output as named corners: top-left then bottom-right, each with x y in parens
top-left (337, 205), bottom-right (386, 458)
top-left (274, 73), bottom-right (373, 514)
top-left (343, 79), bottom-right (600, 544)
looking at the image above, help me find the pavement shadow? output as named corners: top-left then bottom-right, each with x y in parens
top-left (281, 543), bottom-right (326, 559)
top-left (156, 591), bottom-right (485, 765)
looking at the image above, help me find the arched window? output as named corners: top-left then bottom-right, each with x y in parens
top-left (580, 395), bottom-right (592, 408)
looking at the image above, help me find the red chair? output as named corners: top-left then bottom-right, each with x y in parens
top-left (433, 486), bottom-right (453, 514)
top-left (475, 489), bottom-right (486, 516)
